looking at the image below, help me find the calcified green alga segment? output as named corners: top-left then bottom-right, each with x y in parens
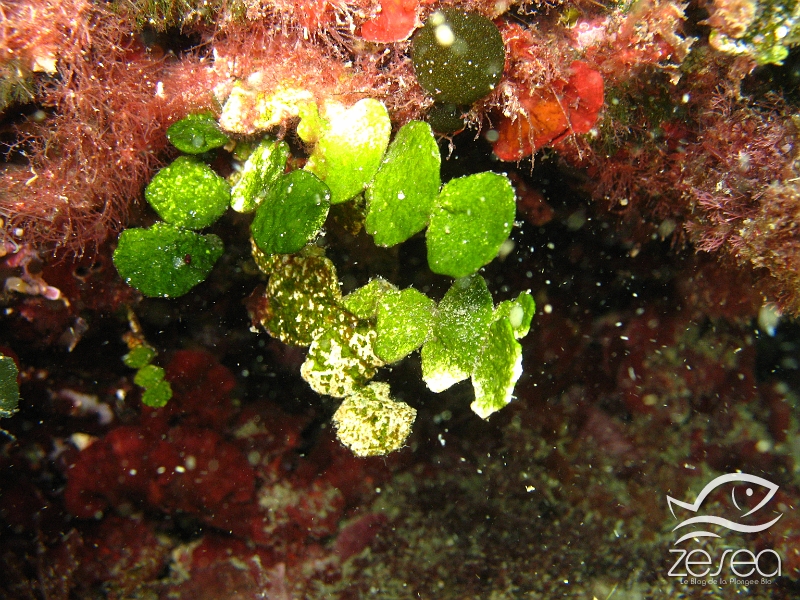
top-left (494, 291), bottom-right (536, 339)
top-left (471, 318), bottom-right (522, 418)
top-left (332, 382), bottom-right (416, 457)
top-left (341, 277), bottom-right (398, 320)
top-left (365, 120), bottom-right (441, 247)
top-left (375, 288), bottom-right (436, 364)
top-left (230, 138), bottom-right (290, 213)
top-left (254, 250), bottom-right (351, 346)
top-left (166, 113), bottom-right (229, 154)
top-left (431, 274), bottom-right (494, 373)
top-left (0, 354), bottom-right (20, 420)
top-left (113, 223), bottom-right (224, 298)
top-left (142, 380), bottom-right (173, 408)
top-left (133, 364), bottom-right (166, 388)
top-left (303, 98), bottom-right (392, 204)
top-left (250, 170), bottom-right (331, 255)
top-left (145, 156), bottom-right (231, 230)
top-left (420, 337), bottom-right (470, 392)
top-left (301, 323), bottom-right (384, 397)
top-left (122, 344), bottom-right (157, 369)
top-left (427, 172), bottom-right (516, 278)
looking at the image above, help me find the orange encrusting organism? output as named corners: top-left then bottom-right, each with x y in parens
top-left (493, 61), bottom-right (604, 162)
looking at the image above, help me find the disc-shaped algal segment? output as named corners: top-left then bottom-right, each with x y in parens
top-left (144, 157), bottom-right (230, 230)
top-left (412, 9), bottom-right (505, 105)
top-left (250, 170), bottom-right (331, 255)
top-left (113, 223), bottom-right (224, 298)
top-left (426, 172), bottom-right (515, 278)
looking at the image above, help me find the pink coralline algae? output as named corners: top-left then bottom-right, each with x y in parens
top-left (64, 423), bottom-right (258, 524)
top-left (62, 350), bottom-right (393, 569)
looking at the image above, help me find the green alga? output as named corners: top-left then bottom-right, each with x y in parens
top-left (427, 172), bottom-right (516, 278)
top-left (250, 170), bottom-right (331, 255)
top-left (113, 223), bottom-right (224, 298)
top-left (230, 137), bottom-right (290, 213)
top-left (302, 98), bottom-right (392, 204)
top-left (166, 113), bottom-right (229, 154)
top-left (332, 382), bottom-right (417, 457)
top-left (145, 156), bottom-right (231, 230)
top-left (0, 354), bottom-right (20, 420)
top-left (115, 102), bottom-right (536, 453)
top-left (365, 120), bottom-right (441, 247)
top-left (122, 312), bottom-right (173, 408)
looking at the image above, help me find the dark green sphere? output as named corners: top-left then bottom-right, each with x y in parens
top-left (427, 103), bottom-right (466, 134)
top-left (412, 9), bottom-right (505, 105)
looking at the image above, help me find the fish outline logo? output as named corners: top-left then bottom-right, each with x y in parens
top-left (667, 473), bottom-right (783, 545)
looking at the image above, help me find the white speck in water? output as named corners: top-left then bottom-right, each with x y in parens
top-left (498, 239), bottom-right (515, 259)
top-left (758, 303), bottom-right (781, 336)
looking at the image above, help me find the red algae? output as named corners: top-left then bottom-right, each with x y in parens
top-left (3, 0), bottom-right (800, 596)
top-left (360, 0), bottom-right (419, 43)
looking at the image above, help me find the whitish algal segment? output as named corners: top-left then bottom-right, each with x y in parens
top-left (301, 324), bottom-right (384, 398)
top-left (255, 251), bottom-right (347, 346)
top-left (230, 138), bottom-right (289, 213)
top-left (333, 382), bottom-right (417, 457)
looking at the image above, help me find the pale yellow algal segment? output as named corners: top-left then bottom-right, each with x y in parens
top-left (301, 326), bottom-right (382, 398)
top-left (332, 382), bottom-right (417, 457)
